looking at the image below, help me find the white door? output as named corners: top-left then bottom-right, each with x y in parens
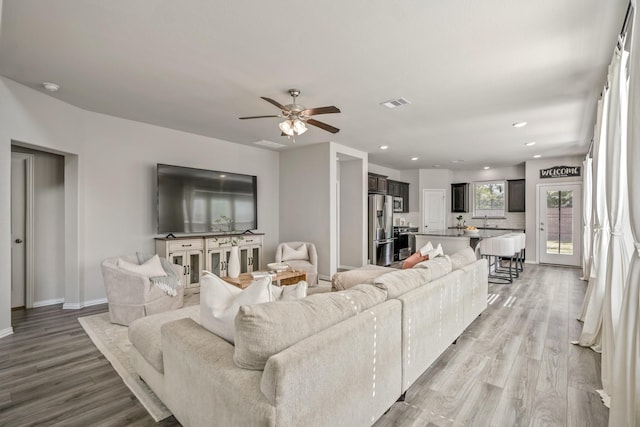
top-left (11, 154), bottom-right (27, 308)
top-left (538, 183), bottom-right (582, 266)
top-left (422, 189), bottom-right (446, 232)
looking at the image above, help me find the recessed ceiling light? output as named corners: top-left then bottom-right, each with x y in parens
top-left (483, 166), bottom-right (490, 170)
top-left (512, 121), bottom-right (527, 128)
top-left (533, 154), bottom-right (542, 158)
top-left (219, 174), bottom-right (226, 178)
top-left (524, 141), bottom-right (536, 146)
top-left (450, 159), bottom-right (465, 163)
top-left (379, 145), bottom-right (389, 150)
top-left (411, 157), bottom-right (419, 161)
top-left (42, 82), bottom-right (60, 92)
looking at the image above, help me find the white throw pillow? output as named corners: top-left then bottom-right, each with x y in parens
top-left (270, 281), bottom-right (308, 301)
top-left (418, 241), bottom-right (434, 257)
top-left (200, 273), bottom-right (273, 344)
top-left (117, 254), bottom-right (167, 277)
top-left (281, 243), bottom-right (309, 261)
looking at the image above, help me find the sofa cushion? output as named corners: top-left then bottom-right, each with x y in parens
top-left (331, 265), bottom-right (395, 291)
top-left (450, 247), bottom-right (477, 270)
top-left (374, 268), bottom-right (433, 298)
top-left (128, 305), bottom-right (199, 373)
top-left (233, 284), bottom-right (387, 370)
top-left (413, 255), bottom-right (452, 281)
top-left (200, 273), bottom-right (273, 344)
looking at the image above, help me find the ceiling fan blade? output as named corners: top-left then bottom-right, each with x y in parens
top-left (261, 97), bottom-right (287, 111)
top-left (306, 118), bottom-right (340, 134)
top-left (238, 115), bottom-right (281, 120)
top-left (301, 106), bottom-right (341, 116)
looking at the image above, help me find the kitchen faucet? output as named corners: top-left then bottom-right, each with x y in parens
top-left (483, 215), bottom-right (488, 229)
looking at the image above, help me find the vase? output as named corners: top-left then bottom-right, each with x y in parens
top-left (227, 246), bottom-right (240, 278)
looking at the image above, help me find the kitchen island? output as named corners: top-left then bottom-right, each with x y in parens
top-left (415, 228), bottom-right (519, 254)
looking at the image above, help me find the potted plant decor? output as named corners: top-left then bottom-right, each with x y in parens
top-left (456, 215), bottom-right (464, 228)
top-left (212, 215), bottom-right (244, 278)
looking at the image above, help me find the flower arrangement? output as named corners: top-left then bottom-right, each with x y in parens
top-left (211, 215), bottom-right (244, 246)
top-left (456, 215), bottom-right (464, 228)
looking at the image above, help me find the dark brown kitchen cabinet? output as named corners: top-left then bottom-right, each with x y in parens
top-left (451, 183), bottom-right (468, 213)
top-left (387, 179), bottom-right (410, 212)
top-left (368, 173), bottom-right (388, 194)
top-left (508, 179), bottom-right (526, 212)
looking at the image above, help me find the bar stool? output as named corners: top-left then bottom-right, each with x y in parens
top-left (501, 232), bottom-right (525, 278)
top-left (478, 236), bottom-right (517, 284)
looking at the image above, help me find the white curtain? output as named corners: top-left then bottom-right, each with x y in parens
top-left (598, 47), bottom-right (631, 405)
top-left (610, 2), bottom-right (640, 424)
top-left (581, 156), bottom-right (593, 283)
top-left (575, 85), bottom-right (610, 350)
top-left (579, 100), bottom-right (603, 322)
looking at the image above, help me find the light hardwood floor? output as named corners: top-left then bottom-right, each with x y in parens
top-left (0, 264), bottom-right (606, 426)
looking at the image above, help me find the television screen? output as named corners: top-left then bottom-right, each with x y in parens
top-left (157, 164), bottom-right (257, 234)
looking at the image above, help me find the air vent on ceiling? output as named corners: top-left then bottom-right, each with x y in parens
top-left (380, 97), bottom-right (411, 109)
top-left (254, 140), bottom-right (286, 149)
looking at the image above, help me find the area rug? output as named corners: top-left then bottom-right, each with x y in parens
top-left (78, 311), bottom-right (172, 421)
top-left (78, 281), bottom-right (330, 421)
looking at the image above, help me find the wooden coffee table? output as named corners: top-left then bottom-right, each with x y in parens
top-left (222, 270), bottom-right (307, 289)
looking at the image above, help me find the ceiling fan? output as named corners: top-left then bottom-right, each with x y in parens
top-left (239, 89), bottom-right (340, 141)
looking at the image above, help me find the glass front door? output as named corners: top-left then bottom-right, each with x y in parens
top-left (538, 184), bottom-right (582, 266)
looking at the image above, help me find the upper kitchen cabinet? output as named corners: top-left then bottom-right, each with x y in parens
top-left (368, 173), bottom-right (388, 194)
top-left (508, 179), bottom-right (526, 212)
top-left (451, 183), bottom-right (468, 213)
top-left (388, 179), bottom-right (410, 212)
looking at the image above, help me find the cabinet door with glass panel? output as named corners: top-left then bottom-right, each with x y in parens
top-left (239, 235), bottom-right (263, 273)
top-left (205, 238), bottom-right (232, 278)
top-left (156, 238), bottom-right (204, 288)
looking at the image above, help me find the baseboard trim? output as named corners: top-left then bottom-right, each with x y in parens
top-left (63, 298), bottom-right (108, 310)
top-left (0, 327), bottom-right (14, 339)
top-left (33, 298), bottom-right (65, 308)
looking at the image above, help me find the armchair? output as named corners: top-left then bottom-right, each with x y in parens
top-left (101, 255), bottom-right (184, 326)
top-left (275, 242), bottom-right (318, 286)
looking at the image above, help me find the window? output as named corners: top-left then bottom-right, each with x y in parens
top-left (473, 180), bottom-right (505, 218)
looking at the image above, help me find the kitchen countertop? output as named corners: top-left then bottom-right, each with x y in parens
top-left (416, 229), bottom-right (515, 239)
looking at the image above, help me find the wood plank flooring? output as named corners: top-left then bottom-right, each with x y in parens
top-left (0, 264), bottom-right (606, 426)
top-left (374, 264), bottom-right (607, 427)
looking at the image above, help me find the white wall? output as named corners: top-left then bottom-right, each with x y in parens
top-left (12, 146), bottom-right (66, 305)
top-left (279, 143), bottom-right (331, 276)
top-left (339, 158), bottom-right (365, 269)
top-left (525, 155), bottom-right (584, 263)
top-left (0, 77), bottom-right (280, 335)
top-left (280, 142), bottom-right (367, 278)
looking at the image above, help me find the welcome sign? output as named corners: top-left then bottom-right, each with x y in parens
top-left (539, 165), bottom-right (581, 179)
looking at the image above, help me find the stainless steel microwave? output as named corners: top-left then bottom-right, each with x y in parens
top-left (393, 196), bottom-right (403, 212)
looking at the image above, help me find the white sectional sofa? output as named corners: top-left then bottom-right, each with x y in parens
top-left (128, 247), bottom-right (488, 427)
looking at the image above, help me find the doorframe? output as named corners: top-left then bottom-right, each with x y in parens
top-left (11, 152), bottom-right (35, 309)
top-left (535, 181), bottom-right (582, 266)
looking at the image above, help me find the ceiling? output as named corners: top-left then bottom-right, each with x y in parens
top-left (0, 0), bottom-right (629, 170)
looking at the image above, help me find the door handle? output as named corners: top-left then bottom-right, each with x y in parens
top-left (15, 239), bottom-right (23, 244)
top-left (540, 228), bottom-right (544, 231)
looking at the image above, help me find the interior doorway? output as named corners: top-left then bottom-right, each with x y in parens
top-left (11, 152), bottom-right (34, 309)
top-left (538, 183), bottom-right (582, 266)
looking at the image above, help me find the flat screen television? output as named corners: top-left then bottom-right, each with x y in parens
top-left (157, 164), bottom-right (257, 234)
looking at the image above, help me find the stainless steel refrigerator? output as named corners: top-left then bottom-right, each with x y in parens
top-left (368, 194), bottom-right (394, 266)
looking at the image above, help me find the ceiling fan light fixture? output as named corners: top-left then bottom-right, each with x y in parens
top-left (279, 119), bottom-right (307, 136)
